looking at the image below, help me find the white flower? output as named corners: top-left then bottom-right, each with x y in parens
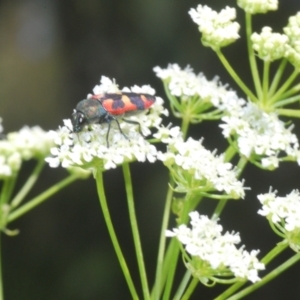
top-left (284, 12), bottom-right (300, 54)
top-left (251, 27), bottom-right (289, 61)
top-left (220, 102), bottom-right (299, 167)
top-left (237, 0), bottom-right (278, 14)
top-left (158, 137), bottom-right (245, 199)
top-left (7, 126), bottom-right (55, 160)
top-left (258, 190), bottom-right (300, 251)
top-left (47, 78), bottom-right (167, 171)
top-left (154, 64), bottom-right (224, 99)
top-left (153, 125), bottom-right (182, 144)
top-left (92, 76), bottom-right (120, 95)
top-left (283, 12), bottom-right (300, 68)
top-left (167, 211), bottom-right (264, 283)
top-left (0, 124), bottom-right (54, 178)
top-left (154, 64), bottom-right (244, 124)
top-left (189, 5), bottom-right (240, 49)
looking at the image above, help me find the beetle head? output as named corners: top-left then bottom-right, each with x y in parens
top-left (71, 110), bottom-right (87, 133)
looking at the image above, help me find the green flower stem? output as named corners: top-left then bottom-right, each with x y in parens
top-left (7, 174), bottom-right (79, 223)
top-left (273, 94), bottom-right (300, 108)
top-left (174, 270), bottom-right (192, 300)
top-left (261, 240), bottom-right (289, 265)
top-left (152, 181), bottom-right (174, 300)
top-left (162, 198), bottom-right (193, 300)
top-left (122, 163), bottom-right (150, 300)
top-left (0, 176), bottom-right (17, 205)
top-left (236, 156), bottom-right (248, 177)
top-left (0, 234), bottom-right (3, 300)
top-left (275, 84), bottom-right (300, 103)
top-left (276, 108), bottom-right (300, 118)
top-left (11, 159), bottom-right (45, 208)
top-left (181, 116), bottom-right (190, 140)
top-left (268, 59), bottom-right (288, 98)
top-left (224, 145), bottom-right (237, 163)
top-left (212, 199), bottom-right (228, 220)
top-left (215, 49), bottom-right (258, 103)
top-left (262, 61), bottom-right (270, 105)
top-left (245, 12), bottom-right (262, 99)
top-left (163, 81), bottom-right (182, 112)
top-left (162, 241), bottom-right (180, 300)
top-left (181, 276), bottom-right (199, 300)
top-left (95, 169), bottom-right (138, 299)
top-left (215, 241), bottom-right (289, 300)
top-left (270, 69), bottom-right (298, 103)
top-left (226, 251), bottom-right (300, 300)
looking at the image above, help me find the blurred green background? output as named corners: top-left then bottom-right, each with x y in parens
top-left (1, 0), bottom-right (300, 299)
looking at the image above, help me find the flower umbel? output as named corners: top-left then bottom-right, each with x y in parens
top-left (251, 27), bottom-right (289, 61)
top-left (154, 64), bottom-right (243, 124)
top-left (0, 125), bottom-right (54, 178)
top-left (166, 211), bottom-right (264, 284)
top-left (158, 137), bottom-right (245, 200)
top-left (46, 77), bottom-right (167, 171)
top-left (220, 102), bottom-right (299, 169)
top-left (189, 5), bottom-right (240, 50)
top-left (258, 190), bottom-right (300, 252)
top-left (237, 0), bottom-right (278, 14)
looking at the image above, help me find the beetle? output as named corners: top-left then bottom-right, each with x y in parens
top-left (71, 92), bottom-right (156, 146)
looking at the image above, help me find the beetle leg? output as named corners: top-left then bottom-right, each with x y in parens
top-left (122, 118), bottom-right (144, 137)
top-left (114, 119), bottom-right (129, 140)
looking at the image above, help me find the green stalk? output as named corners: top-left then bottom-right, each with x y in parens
top-left (7, 174), bottom-right (79, 223)
top-left (181, 277), bottom-right (198, 300)
top-left (261, 240), bottom-right (289, 265)
top-left (269, 69), bottom-right (298, 103)
top-left (212, 199), bottom-right (228, 220)
top-left (181, 116), bottom-right (190, 140)
top-left (277, 108), bottom-right (300, 118)
top-left (268, 59), bottom-right (288, 98)
top-left (11, 159), bottom-right (45, 208)
top-left (0, 234), bottom-right (3, 300)
top-left (162, 199), bottom-right (193, 300)
top-left (162, 242), bottom-right (181, 300)
top-left (273, 94), bottom-right (300, 108)
top-left (262, 61), bottom-right (270, 106)
top-left (215, 49), bottom-right (258, 102)
top-left (152, 182), bottom-right (174, 300)
top-left (174, 270), bottom-right (192, 300)
top-left (0, 176), bottom-right (17, 206)
top-left (163, 81), bottom-right (182, 112)
top-left (224, 145), bottom-right (237, 163)
top-left (95, 169), bottom-right (138, 300)
top-left (245, 12), bottom-right (262, 99)
top-left (122, 163), bottom-right (150, 300)
top-left (227, 252), bottom-right (300, 300)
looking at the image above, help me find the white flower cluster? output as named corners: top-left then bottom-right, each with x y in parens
top-left (158, 137), bottom-right (245, 199)
top-left (237, 0), bottom-right (278, 14)
top-left (154, 64), bottom-right (226, 100)
top-left (220, 102), bottom-right (299, 169)
top-left (283, 12), bottom-right (300, 69)
top-left (284, 12), bottom-right (300, 54)
top-left (154, 64), bottom-right (247, 110)
top-left (0, 125), bottom-right (54, 178)
top-left (258, 190), bottom-right (300, 251)
top-left (166, 211), bottom-right (264, 283)
top-left (251, 27), bottom-right (289, 61)
top-left (46, 77), bottom-right (168, 171)
top-left (189, 5), bottom-right (240, 49)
